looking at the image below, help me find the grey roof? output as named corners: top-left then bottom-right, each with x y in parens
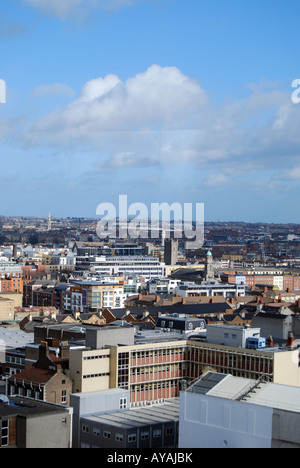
top-left (187, 372), bottom-right (300, 413)
top-left (82, 399), bottom-right (179, 430)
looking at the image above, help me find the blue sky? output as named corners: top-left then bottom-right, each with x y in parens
top-left (1, 0), bottom-right (300, 222)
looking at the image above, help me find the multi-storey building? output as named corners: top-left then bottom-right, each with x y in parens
top-left (69, 280), bottom-right (126, 312)
top-left (75, 255), bottom-right (166, 279)
top-left (0, 275), bottom-right (23, 294)
top-left (68, 326), bottom-right (300, 404)
top-left (177, 281), bottom-right (246, 298)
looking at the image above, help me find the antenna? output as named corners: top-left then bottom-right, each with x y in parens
top-left (0, 79), bottom-right (6, 104)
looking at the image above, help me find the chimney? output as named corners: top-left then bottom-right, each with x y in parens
top-left (155, 295), bottom-right (160, 303)
top-left (210, 298), bottom-right (214, 304)
top-left (50, 310), bottom-right (56, 320)
top-left (143, 310), bottom-right (149, 319)
top-left (74, 310), bottom-right (80, 320)
top-left (267, 335), bottom-right (274, 347)
top-left (182, 297), bottom-right (186, 304)
top-left (59, 342), bottom-right (69, 359)
top-left (287, 332), bottom-right (294, 348)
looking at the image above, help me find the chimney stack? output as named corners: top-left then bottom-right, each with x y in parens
top-left (287, 332), bottom-right (294, 348)
top-left (267, 335), bottom-right (274, 347)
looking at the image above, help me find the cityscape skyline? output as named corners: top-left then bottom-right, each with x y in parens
top-left (1, 0), bottom-right (300, 222)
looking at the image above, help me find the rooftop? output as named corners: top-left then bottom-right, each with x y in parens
top-left (82, 399), bottom-right (179, 430)
top-left (187, 372), bottom-right (300, 413)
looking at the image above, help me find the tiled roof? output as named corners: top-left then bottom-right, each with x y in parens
top-left (8, 367), bottom-right (55, 385)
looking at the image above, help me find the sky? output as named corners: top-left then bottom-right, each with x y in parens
top-left (1, 0), bottom-right (300, 223)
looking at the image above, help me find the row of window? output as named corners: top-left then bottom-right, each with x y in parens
top-left (83, 372), bottom-right (110, 379)
top-left (83, 354), bottom-right (109, 361)
top-left (6, 356), bottom-right (25, 365)
top-left (132, 349), bottom-right (185, 359)
top-left (81, 426), bottom-right (174, 442)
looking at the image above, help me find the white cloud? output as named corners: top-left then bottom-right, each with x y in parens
top-left (33, 65), bottom-right (207, 135)
top-left (2, 65), bottom-right (300, 188)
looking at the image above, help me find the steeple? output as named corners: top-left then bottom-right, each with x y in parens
top-left (48, 212), bottom-right (52, 231)
top-left (205, 250), bottom-right (214, 281)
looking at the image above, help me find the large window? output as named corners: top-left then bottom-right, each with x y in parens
top-left (118, 353), bottom-right (129, 389)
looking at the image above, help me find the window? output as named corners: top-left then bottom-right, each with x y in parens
top-left (62, 390), bottom-right (67, 404)
top-left (115, 433), bottom-right (124, 442)
top-left (153, 428), bottom-right (162, 438)
top-left (93, 427), bottom-right (100, 436)
top-left (141, 431), bottom-right (149, 440)
top-left (82, 425), bottom-right (89, 433)
top-left (103, 430), bottom-right (111, 439)
top-left (120, 397), bottom-right (127, 409)
top-left (1, 420), bottom-right (9, 447)
top-left (128, 434), bottom-right (136, 443)
top-left (165, 427), bottom-right (174, 436)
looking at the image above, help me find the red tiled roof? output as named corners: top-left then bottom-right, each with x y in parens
top-left (8, 367), bottom-right (55, 385)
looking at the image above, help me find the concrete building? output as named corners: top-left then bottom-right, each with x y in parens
top-left (79, 399), bottom-right (179, 449)
top-left (177, 281), bottom-right (246, 298)
top-left (68, 325), bottom-right (300, 403)
top-left (206, 324), bottom-right (262, 349)
top-left (0, 395), bottom-right (72, 448)
top-left (164, 239), bottom-right (178, 266)
top-left (251, 310), bottom-right (294, 342)
top-left (70, 388), bottom-right (130, 448)
top-left (179, 371), bottom-right (300, 448)
top-left (75, 255), bottom-right (166, 279)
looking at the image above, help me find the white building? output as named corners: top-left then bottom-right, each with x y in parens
top-left (179, 371), bottom-right (300, 448)
top-left (206, 324), bottom-right (262, 349)
top-left (148, 278), bottom-right (181, 295)
top-left (75, 255), bottom-right (166, 279)
top-left (177, 280), bottom-right (246, 298)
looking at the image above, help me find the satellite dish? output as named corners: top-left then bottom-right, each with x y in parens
top-left (0, 79), bottom-right (6, 104)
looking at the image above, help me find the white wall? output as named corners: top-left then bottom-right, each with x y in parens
top-left (179, 391), bottom-right (273, 448)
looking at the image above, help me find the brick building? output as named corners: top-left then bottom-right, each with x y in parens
top-left (8, 342), bottom-right (72, 406)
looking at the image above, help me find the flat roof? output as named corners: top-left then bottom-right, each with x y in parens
top-left (82, 399), bottom-right (179, 430)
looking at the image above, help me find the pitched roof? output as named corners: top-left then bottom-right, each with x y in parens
top-left (8, 367), bottom-right (55, 385)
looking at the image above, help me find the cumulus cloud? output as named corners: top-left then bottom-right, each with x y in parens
top-left (32, 65), bottom-right (208, 135)
top-left (2, 65), bottom-right (300, 188)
